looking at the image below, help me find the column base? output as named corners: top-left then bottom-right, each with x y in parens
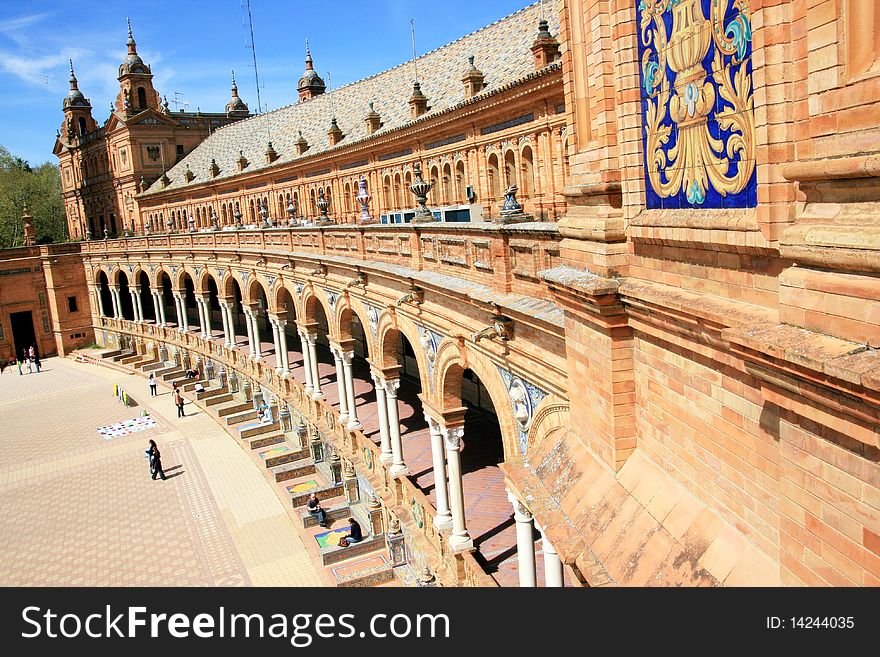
top-left (347, 420), bottom-right (363, 431)
top-left (339, 413), bottom-right (350, 425)
top-left (275, 367), bottom-right (284, 375)
top-left (379, 452), bottom-right (393, 465)
top-left (389, 463), bottom-right (409, 478)
top-left (433, 514), bottom-right (453, 531)
top-left (311, 391), bottom-right (325, 401)
top-left (448, 533), bottom-right (474, 553)
top-left (281, 371), bottom-right (292, 379)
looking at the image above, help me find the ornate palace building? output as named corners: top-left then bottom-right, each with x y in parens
top-left (53, 20), bottom-right (251, 241)
top-left (21, 0), bottom-right (880, 586)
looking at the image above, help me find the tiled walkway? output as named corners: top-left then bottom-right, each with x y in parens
top-left (228, 324), bottom-right (552, 586)
top-left (0, 357), bottom-right (326, 587)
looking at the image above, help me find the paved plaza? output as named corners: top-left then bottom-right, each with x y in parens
top-left (0, 357), bottom-right (328, 586)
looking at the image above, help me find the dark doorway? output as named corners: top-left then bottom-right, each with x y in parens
top-left (10, 311), bottom-right (36, 359)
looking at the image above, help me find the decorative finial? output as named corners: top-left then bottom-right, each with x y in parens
top-left (127, 16), bottom-right (132, 39)
top-left (69, 59), bottom-right (75, 78)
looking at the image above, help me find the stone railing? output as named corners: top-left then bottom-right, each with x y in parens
top-left (97, 315), bottom-right (497, 586)
top-left (82, 222), bottom-right (562, 298)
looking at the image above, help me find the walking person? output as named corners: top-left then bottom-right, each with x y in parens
top-left (16, 354), bottom-right (22, 375)
top-left (33, 351), bottom-right (41, 373)
top-left (174, 389), bottom-right (185, 418)
top-left (23, 349), bottom-right (32, 374)
top-left (148, 439), bottom-right (166, 481)
top-left (149, 373), bottom-right (158, 397)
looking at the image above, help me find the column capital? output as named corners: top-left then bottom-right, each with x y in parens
top-left (384, 378), bottom-right (400, 397)
top-left (507, 490), bottom-right (532, 520)
top-left (340, 350), bottom-right (354, 366)
top-left (443, 425), bottom-right (464, 452)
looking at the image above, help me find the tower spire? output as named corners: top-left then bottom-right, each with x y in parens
top-left (127, 17), bottom-right (137, 53)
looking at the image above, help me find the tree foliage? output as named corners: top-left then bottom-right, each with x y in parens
top-left (0, 145), bottom-right (67, 248)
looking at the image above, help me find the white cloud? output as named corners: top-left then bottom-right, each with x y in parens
top-left (0, 12), bottom-right (53, 47)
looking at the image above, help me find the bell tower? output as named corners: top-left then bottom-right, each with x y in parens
top-left (61, 60), bottom-right (97, 140)
top-left (115, 18), bottom-right (160, 115)
top-left (297, 41), bottom-right (326, 102)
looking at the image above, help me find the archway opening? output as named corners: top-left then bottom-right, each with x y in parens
top-left (117, 272), bottom-right (135, 321)
top-left (97, 271), bottom-right (113, 318)
top-left (138, 272), bottom-right (154, 322)
top-left (158, 272), bottom-right (174, 325)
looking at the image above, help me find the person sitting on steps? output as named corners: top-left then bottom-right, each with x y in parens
top-left (306, 492), bottom-right (327, 528)
top-left (342, 517), bottom-right (363, 544)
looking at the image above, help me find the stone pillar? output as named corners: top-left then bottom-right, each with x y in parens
top-left (180, 295), bottom-right (190, 332)
top-left (109, 287), bottom-right (120, 318)
top-left (96, 289), bottom-right (107, 318)
top-left (270, 318), bottom-right (283, 374)
top-left (152, 292), bottom-right (162, 326)
top-left (341, 351), bottom-right (361, 430)
top-left (219, 301), bottom-right (231, 346)
top-left (444, 426), bottom-right (473, 552)
top-left (134, 290), bottom-right (144, 322)
top-left (157, 293), bottom-right (167, 326)
top-left (250, 310), bottom-right (263, 359)
top-left (277, 320), bottom-right (290, 374)
top-left (386, 379), bottom-right (407, 477)
top-left (195, 297), bottom-right (207, 337)
top-left (386, 518), bottom-right (407, 567)
top-left (426, 415), bottom-right (452, 530)
top-left (203, 297), bottom-right (213, 338)
top-left (328, 447), bottom-right (343, 485)
top-left (299, 329), bottom-right (314, 393)
top-left (343, 461), bottom-right (360, 504)
top-left (306, 331), bottom-right (323, 399)
top-left (129, 290), bottom-right (139, 322)
top-left (330, 347), bottom-right (350, 424)
top-left (539, 526), bottom-right (564, 587)
top-left (242, 377), bottom-right (252, 402)
top-left (509, 490), bottom-right (537, 587)
top-left (225, 303), bottom-right (237, 348)
top-left (310, 428), bottom-right (325, 463)
top-left (279, 404), bottom-right (292, 432)
top-left (372, 373), bottom-right (393, 465)
top-left (367, 496), bottom-right (384, 537)
top-left (172, 294), bottom-right (182, 330)
top-left (243, 309), bottom-right (256, 357)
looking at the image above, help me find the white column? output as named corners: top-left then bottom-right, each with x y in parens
top-left (129, 291), bottom-right (139, 321)
top-left (331, 347), bottom-right (349, 424)
top-left (158, 293), bottom-right (167, 326)
top-left (218, 302), bottom-right (230, 344)
top-left (444, 426), bottom-right (473, 551)
top-left (196, 297), bottom-right (207, 336)
top-left (243, 309), bottom-right (256, 356)
top-left (173, 294), bottom-right (184, 331)
top-left (205, 299), bottom-right (214, 337)
top-left (539, 526), bottom-right (564, 587)
top-left (97, 289), bottom-right (107, 317)
top-left (299, 329), bottom-right (314, 393)
top-left (152, 292), bottom-right (162, 325)
top-left (182, 295), bottom-right (192, 332)
top-left (251, 310), bottom-right (263, 358)
top-left (221, 303), bottom-right (234, 347)
top-left (341, 351), bottom-right (361, 430)
top-left (372, 373), bottom-right (392, 464)
top-left (277, 320), bottom-right (290, 374)
top-left (135, 290), bottom-right (144, 322)
top-left (270, 318), bottom-right (283, 373)
top-left (110, 288), bottom-right (120, 318)
top-left (426, 415), bottom-right (452, 530)
top-left (509, 490), bottom-right (537, 587)
top-left (386, 379), bottom-right (407, 477)
top-left (307, 331), bottom-right (323, 399)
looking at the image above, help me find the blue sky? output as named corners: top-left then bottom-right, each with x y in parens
top-left (0, 0), bottom-right (539, 166)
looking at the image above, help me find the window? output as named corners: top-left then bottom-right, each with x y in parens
top-left (68, 296), bottom-right (78, 313)
top-left (137, 87), bottom-right (147, 109)
top-left (176, 145), bottom-right (184, 156)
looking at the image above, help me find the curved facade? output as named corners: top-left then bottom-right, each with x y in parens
top-left (43, 0), bottom-right (880, 586)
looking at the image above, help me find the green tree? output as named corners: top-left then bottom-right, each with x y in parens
top-left (0, 145), bottom-right (68, 248)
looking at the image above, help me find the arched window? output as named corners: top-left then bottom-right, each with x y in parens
top-left (504, 150), bottom-right (517, 189)
top-left (137, 87), bottom-right (147, 110)
top-left (442, 163), bottom-right (452, 205)
top-left (249, 199), bottom-right (256, 224)
top-left (344, 182), bottom-right (352, 214)
top-left (78, 117), bottom-right (87, 136)
top-left (429, 166), bottom-right (440, 204)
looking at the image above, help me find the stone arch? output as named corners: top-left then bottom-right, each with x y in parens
top-left (175, 266), bottom-right (197, 291)
top-left (273, 281), bottom-right (299, 321)
top-left (196, 268), bottom-right (219, 295)
top-left (93, 265), bottom-right (111, 286)
top-left (375, 311), bottom-right (431, 391)
top-left (245, 276), bottom-right (270, 308)
top-left (221, 269), bottom-right (244, 299)
top-left (301, 285), bottom-right (334, 336)
top-left (334, 295), bottom-right (373, 358)
top-left (525, 400), bottom-right (569, 462)
top-left (109, 266), bottom-right (126, 286)
top-left (434, 342), bottom-right (521, 462)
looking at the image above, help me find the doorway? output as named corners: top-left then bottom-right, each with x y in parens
top-left (10, 311), bottom-right (36, 360)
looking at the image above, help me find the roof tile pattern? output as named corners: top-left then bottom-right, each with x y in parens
top-left (143, 1), bottom-right (559, 196)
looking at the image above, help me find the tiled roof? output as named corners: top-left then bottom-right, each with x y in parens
top-left (142, 1), bottom-right (560, 197)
